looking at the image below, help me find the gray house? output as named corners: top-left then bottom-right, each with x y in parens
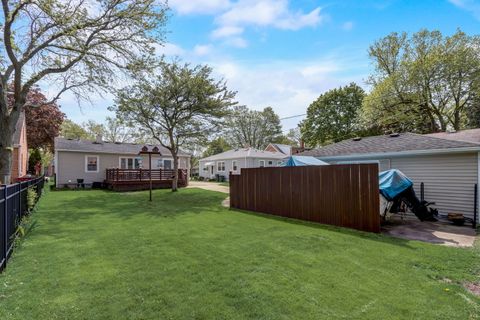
top-left (54, 137), bottom-right (190, 187)
top-left (301, 133), bottom-right (480, 221)
top-left (198, 147), bottom-right (287, 180)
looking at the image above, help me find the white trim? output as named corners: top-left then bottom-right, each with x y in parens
top-left (317, 146), bottom-right (480, 161)
top-left (119, 156), bottom-right (142, 169)
top-left (259, 160), bottom-right (265, 167)
top-left (477, 152), bottom-right (480, 224)
top-left (85, 155), bottom-right (100, 173)
top-left (54, 150), bottom-right (58, 187)
top-left (232, 160), bottom-right (238, 172)
top-left (56, 149), bottom-right (191, 158)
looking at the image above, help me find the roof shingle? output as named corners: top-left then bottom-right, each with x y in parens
top-left (55, 137), bottom-right (190, 156)
top-left (300, 133), bottom-right (480, 158)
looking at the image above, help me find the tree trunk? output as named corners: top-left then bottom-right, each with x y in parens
top-left (0, 115), bottom-right (15, 184)
top-left (172, 152), bottom-right (179, 192)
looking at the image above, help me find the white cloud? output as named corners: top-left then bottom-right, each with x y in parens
top-left (168, 0), bottom-right (231, 15)
top-left (211, 26), bottom-right (244, 39)
top-left (153, 42), bottom-right (186, 56)
top-left (342, 21), bottom-right (354, 31)
top-left (210, 0), bottom-right (324, 47)
top-left (193, 44), bottom-right (213, 56)
top-left (224, 37), bottom-right (248, 48)
top-left (449, 0), bottom-right (480, 19)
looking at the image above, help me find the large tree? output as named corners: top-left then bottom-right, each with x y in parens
top-left (0, 0), bottom-right (167, 183)
top-left (113, 61), bottom-right (237, 191)
top-left (365, 29), bottom-right (480, 133)
top-left (301, 83), bottom-right (365, 146)
top-left (24, 88), bottom-right (65, 151)
top-left (225, 106), bottom-right (283, 149)
top-left (60, 119), bottom-right (90, 140)
top-left (202, 137), bottom-right (231, 158)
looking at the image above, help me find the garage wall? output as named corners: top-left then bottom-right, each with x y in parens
top-left (390, 153), bottom-right (477, 219)
top-left (327, 152), bottom-right (478, 219)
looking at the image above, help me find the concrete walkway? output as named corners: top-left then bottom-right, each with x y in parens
top-left (382, 215), bottom-right (477, 248)
top-left (187, 181), bottom-right (230, 194)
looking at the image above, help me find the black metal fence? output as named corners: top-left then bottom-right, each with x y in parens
top-left (0, 176), bottom-right (45, 272)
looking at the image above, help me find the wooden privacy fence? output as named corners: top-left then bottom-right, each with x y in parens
top-left (230, 164), bottom-right (380, 233)
top-left (0, 176), bottom-right (45, 272)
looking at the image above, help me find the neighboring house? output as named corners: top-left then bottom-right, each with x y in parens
top-left (198, 147), bottom-right (287, 180)
top-left (300, 133), bottom-right (480, 220)
top-left (11, 112), bottom-right (28, 182)
top-left (54, 136), bottom-right (190, 187)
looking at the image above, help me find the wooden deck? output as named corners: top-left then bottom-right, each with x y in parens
top-left (105, 169), bottom-right (188, 191)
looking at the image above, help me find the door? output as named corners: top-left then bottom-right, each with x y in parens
top-left (164, 159), bottom-right (172, 170)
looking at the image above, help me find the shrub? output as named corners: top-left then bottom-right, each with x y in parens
top-left (27, 186), bottom-right (38, 213)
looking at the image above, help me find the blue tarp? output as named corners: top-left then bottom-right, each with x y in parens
top-left (283, 156), bottom-right (329, 167)
top-left (379, 169), bottom-right (413, 201)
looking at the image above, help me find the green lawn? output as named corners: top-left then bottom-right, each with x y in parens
top-left (0, 188), bottom-right (479, 319)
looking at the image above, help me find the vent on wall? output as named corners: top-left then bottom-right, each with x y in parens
top-left (389, 133), bottom-right (400, 137)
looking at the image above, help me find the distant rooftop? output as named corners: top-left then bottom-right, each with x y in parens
top-left (55, 137), bottom-right (190, 156)
top-left (200, 147), bottom-right (287, 161)
top-left (425, 128), bottom-right (480, 144)
top-left (300, 133), bottom-right (480, 158)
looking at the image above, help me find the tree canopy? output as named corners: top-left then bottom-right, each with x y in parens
top-left (301, 83), bottom-right (365, 146)
top-left (113, 60), bottom-right (237, 191)
top-left (202, 137), bottom-right (232, 158)
top-left (0, 0), bottom-right (167, 183)
top-left (364, 29), bottom-right (480, 133)
top-left (224, 106), bottom-right (283, 149)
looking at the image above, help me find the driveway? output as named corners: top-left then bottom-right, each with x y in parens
top-left (187, 181), bottom-right (229, 194)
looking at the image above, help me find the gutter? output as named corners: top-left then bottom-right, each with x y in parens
top-left (314, 146), bottom-right (480, 161)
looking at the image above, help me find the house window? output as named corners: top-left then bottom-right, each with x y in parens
top-left (232, 160), bottom-right (238, 172)
top-left (259, 160), bottom-right (265, 167)
top-left (120, 157), bottom-right (141, 169)
top-left (85, 155), bottom-right (99, 172)
top-left (268, 160), bottom-right (273, 166)
top-left (157, 159), bottom-right (172, 170)
top-left (217, 161), bottom-right (225, 172)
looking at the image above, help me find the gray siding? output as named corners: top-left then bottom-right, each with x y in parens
top-left (326, 152), bottom-right (478, 219)
top-left (56, 151), bottom-right (189, 186)
top-left (390, 153), bottom-right (477, 218)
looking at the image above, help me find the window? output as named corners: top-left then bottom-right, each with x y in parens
top-left (259, 160), bottom-right (265, 167)
top-left (120, 157), bottom-right (141, 169)
top-left (232, 160), bottom-right (238, 172)
top-left (157, 159), bottom-right (173, 169)
top-left (217, 161), bottom-right (225, 172)
top-left (268, 160), bottom-right (273, 166)
top-left (85, 155), bottom-right (99, 172)
top-left (164, 159), bottom-right (172, 170)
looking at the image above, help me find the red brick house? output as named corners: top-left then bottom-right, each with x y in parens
top-left (11, 112), bottom-right (28, 181)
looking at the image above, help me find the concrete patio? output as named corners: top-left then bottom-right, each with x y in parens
top-left (382, 215), bottom-right (478, 247)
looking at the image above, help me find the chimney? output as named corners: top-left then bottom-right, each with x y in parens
top-left (95, 134), bottom-right (103, 144)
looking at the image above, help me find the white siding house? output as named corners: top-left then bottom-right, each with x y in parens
top-left (301, 133), bottom-right (480, 221)
top-left (198, 147), bottom-right (287, 180)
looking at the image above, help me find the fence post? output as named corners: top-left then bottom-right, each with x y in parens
top-left (3, 186), bottom-right (7, 270)
top-left (420, 182), bottom-right (424, 202)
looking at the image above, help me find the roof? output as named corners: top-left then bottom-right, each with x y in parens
top-left (13, 112), bottom-right (25, 145)
top-left (425, 128), bottom-right (480, 144)
top-left (200, 147), bottom-right (287, 161)
top-left (55, 137), bottom-right (190, 157)
top-left (268, 143), bottom-right (292, 155)
top-left (300, 133), bottom-right (480, 158)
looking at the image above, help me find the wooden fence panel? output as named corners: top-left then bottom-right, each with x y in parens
top-left (230, 164), bottom-right (380, 233)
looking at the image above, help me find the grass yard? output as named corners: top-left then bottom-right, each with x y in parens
top-left (0, 188), bottom-right (479, 319)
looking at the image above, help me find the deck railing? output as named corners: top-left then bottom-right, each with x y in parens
top-left (105, 169), bottom-right (187, 182)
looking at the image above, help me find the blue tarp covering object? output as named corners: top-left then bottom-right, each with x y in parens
top-left (379, 169), bottom-right (413, 201)
top-left (283, 156), bottom-right (329, 167)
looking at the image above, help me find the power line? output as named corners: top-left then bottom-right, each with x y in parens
top-left (280, 113), bottom-right (306, 120)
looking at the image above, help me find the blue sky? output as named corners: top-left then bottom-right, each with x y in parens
top-left (60, 0), bottom-right (480, 132)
